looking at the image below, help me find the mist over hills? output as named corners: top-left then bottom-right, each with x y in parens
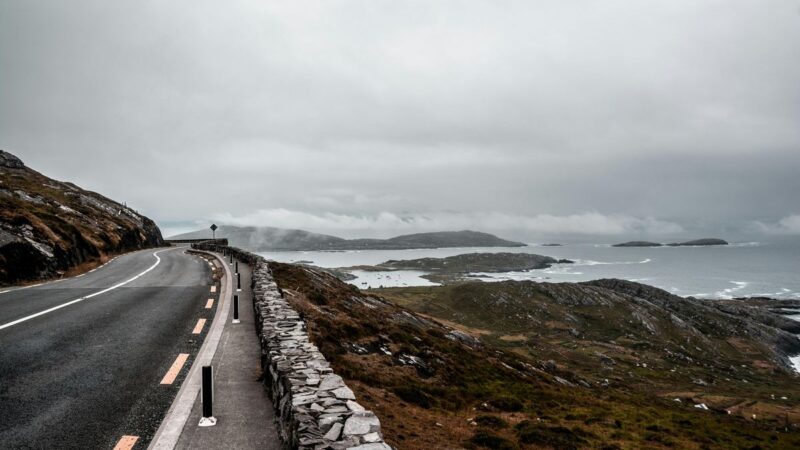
top-left (169, 225), bottom-right (525, 251)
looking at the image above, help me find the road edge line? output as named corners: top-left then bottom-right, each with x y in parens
top-left (0, 248), bottom-right (175, 330)
top-left (147, 250), bottom-right (232, 450)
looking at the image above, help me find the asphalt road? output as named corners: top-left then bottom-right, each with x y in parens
top-left (0, 246), bottom-right (216, 449)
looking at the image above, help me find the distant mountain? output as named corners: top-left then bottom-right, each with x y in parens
top-left (0, 150), bottom-right (163, 285)
top-left (169, 226), bottom-right (525, 251)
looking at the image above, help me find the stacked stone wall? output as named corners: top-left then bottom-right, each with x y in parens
top-left (193, 243), bottom-right (391, 450)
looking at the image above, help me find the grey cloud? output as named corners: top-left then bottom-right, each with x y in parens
top-left (1, 1), bottom-right (798, 240)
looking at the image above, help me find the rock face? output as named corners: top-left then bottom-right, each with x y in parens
top-left (0, 150), bottom-right (164, 285)
top-left (194, 243), bottom-right (392, 450)
top-left (172, 226), bottom-right (525, 251)
top-left (612, 241), bottom-right (663, 247)
top-left (668, 238), bottom-right (729, 246)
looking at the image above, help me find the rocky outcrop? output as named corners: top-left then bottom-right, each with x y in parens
top-left (0, 150), bottom-right (164, 285)
top-left (194, 243), bottom-right (391, 450)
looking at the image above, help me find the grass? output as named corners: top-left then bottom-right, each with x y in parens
top-left (267, 262), bottom-right (800, 449)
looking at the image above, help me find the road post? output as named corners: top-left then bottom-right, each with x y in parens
top-left (198, 366), bottom-right (216, 427)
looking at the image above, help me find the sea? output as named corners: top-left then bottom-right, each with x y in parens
top-left (256, 238), bottom-right (800, 300)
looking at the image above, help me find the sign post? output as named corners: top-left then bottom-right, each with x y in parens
top-left (210, 224), bottom-right (218, 242)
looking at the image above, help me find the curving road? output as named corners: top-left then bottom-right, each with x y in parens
top-left (0, 246), bottom-right (216, 449)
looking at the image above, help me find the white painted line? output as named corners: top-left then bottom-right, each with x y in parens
top-left (0, 251), bottom-right (129, 296)
top-left (210, 285), bottom-right (216, 293)
top-left (0, 248), bottom-right (175, 331)
top-left (205, 299), bottom-right (214, 309)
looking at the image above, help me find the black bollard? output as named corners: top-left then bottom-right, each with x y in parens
top-left (236, 272), bottom-right (241, 292)
top-left (229, 253), bottom-right (233, 264)
top-left (198, 366), bottom-right (216, 426)
top-left (235, 261), bottom-right (238, 273)
top-left (232, 294), bottom-right (240, 324)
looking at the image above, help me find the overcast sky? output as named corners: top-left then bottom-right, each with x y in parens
top-left (2, 1), bottom-right (799, 240)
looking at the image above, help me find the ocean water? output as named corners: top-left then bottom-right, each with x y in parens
top-left (257, 239), bottom-right (800, 299)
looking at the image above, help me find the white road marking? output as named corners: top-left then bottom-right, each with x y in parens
top-left (0, 253), bottom-right (124, 296)
top-left (0, 248), bottom-right (175, 331)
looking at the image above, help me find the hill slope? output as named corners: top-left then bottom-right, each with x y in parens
top-left (269, 261), bottom-right (800, 449)
top-left (171, 225), bottom-right (525, 251)
top-left (0, 150), bottom-right (163, 285)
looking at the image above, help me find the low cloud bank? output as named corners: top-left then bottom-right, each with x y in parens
top-left (210, 209), bottom-right (684, 237)
top-left (753, 214), bottom-right (800, 235)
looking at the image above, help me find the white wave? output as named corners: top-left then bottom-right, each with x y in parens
top-left (712, 281), bottom-right (750, 299)
top-left (729, 242), bottom-right (761, 247)
top-left (790, 355), bottom-right (800, 374)
top-left (542, 266), bottom-right (584, 275)
top-left (570, 258), bottom-right (651, 266)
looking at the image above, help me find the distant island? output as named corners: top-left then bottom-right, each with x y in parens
top-left (667, 238), bottom-right (729, 247)
top-left (613, 238), bottom-right (729, 248)
top-left (613, 241), bottom-right (663, 247)
top-left (335, 252), bottom-right (572, 284)
top-left (170, 225), bottom-right (526, 251)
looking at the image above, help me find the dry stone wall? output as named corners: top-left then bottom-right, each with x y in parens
top-left (193, 243), bottom-right (392, 450)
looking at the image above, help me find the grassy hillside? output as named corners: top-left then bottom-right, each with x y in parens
top-left (0, 150), bottom-right (163, 284)
top-left (269, 261), bottom-right (800, 449)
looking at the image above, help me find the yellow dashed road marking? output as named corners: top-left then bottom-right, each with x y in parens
top-left (113, 435), bottom-right (139, 450)
top-left (114, 436), bottom-right (139, 450)
top-left (160, 354), bottom-right (189, 385)
top-left (192, 318), bottom-right (206, 334)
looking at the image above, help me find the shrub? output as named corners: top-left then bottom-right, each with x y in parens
top-left (475, 415), bottom-right (509, 429)
top-left (469, 430), bottom-right (518, 450)
top-left (515, 421), bottom-right (589, 449)
top-left (489, 395), bottom-right (524, 412)
top-left (393, 385), bottom-right (435, 409)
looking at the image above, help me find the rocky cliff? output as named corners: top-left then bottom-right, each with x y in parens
top-left (0, 150), bottom-right (164, 285)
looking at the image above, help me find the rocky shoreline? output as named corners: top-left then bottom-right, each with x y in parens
top-left (334, 252), bottom-right (572, 285)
